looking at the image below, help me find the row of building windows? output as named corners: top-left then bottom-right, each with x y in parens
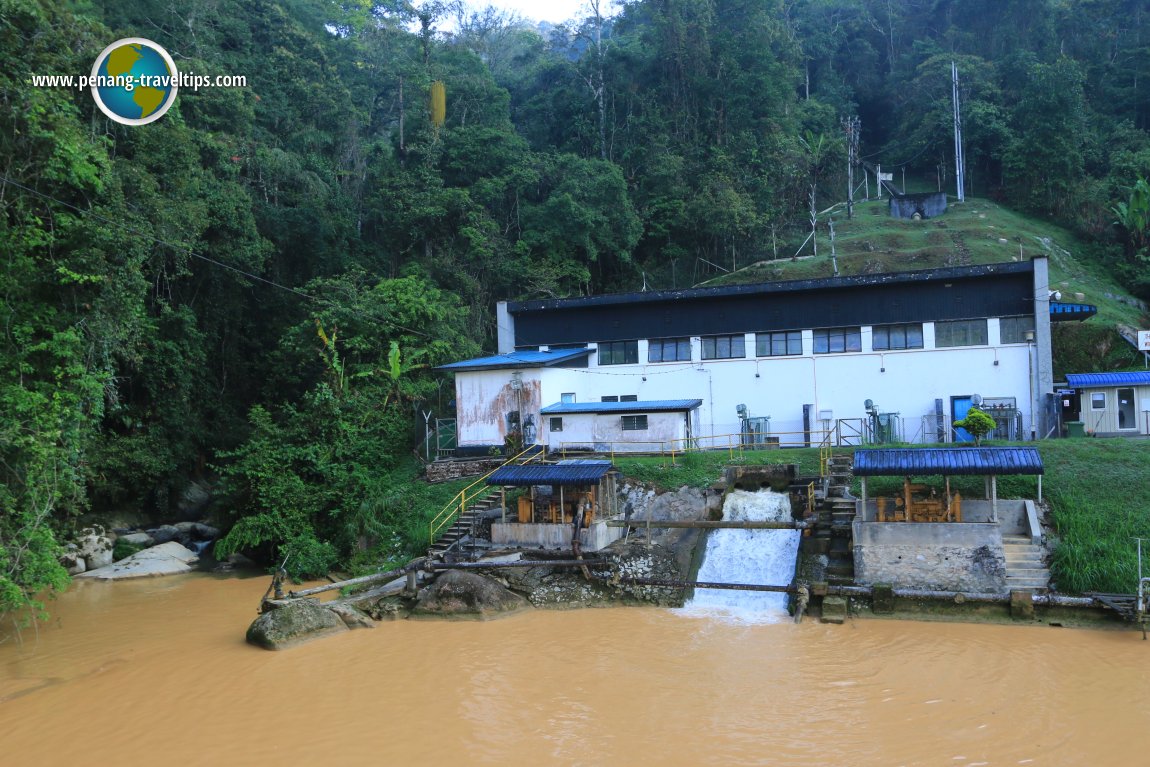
top-left (594, 317), bottom-right (1036, 365)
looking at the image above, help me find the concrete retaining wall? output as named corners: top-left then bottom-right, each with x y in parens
top-left (425, 457), bottom-right (505, 483)
top-left (889, 192), bottom-right (948, 219)
top-left (853, 521), bottom-right (1006, 592)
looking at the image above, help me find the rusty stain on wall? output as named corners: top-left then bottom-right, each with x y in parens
top-left (456, 373), bottom-right (541, 445)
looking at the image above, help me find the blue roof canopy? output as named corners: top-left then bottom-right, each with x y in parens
top-left (1066, 371), bottom-right (1150, 388)
top-left (1049, 302), bottom-right (1097, 321)
top-left (854, 447), bottom-right (1043, 476)
top-left (436, 348), bottom-right (590, 372)
top-left (487, 460), bottom-right (614, 486)
top-left (541, 399), bottom-right (703, 414)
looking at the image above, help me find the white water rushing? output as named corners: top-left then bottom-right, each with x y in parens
top-left (680, 489), bottom-right (801, 624)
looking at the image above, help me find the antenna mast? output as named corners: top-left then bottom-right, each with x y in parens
top-left (952, 61), bottom-right (966, 202)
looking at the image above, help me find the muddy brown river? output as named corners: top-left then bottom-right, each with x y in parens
top-left (2, 572), bottom-right (1148, 766)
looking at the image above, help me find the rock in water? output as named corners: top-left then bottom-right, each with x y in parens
top-left (410, 570), bottom-right (531, 620)
top-left (76, 526), bottom-right (114, 570)
top-left (246, 601), bottom-right (347, 650)
top-left (77, 541), bottom-right (198, 580)
top-left (327, 603), bottom-right (375, 630)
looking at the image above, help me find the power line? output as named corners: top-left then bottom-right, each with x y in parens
top-left (0, 174), bottom-right (430, 337)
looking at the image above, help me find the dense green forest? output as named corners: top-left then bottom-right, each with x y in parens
top-left (3, 0), bottom-right (1150, 617)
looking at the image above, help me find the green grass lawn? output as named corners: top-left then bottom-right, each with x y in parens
top-left (613, 438), bottom-right (1150, 595)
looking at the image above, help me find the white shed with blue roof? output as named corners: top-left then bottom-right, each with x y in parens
top-left (1064, 371), bottom-right (1150, 435)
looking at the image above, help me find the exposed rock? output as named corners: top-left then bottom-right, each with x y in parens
top-left (147, 525), bottom-right (180, 545)
top-left (61, 551), bottom-right (86, 575)
top-left (328, 603), bottom-right (375, 630)
top-left (410, 570), bottom-right (531, 620)
top-left (78, 541), bottom-right (198, 580)
top-left (118, 532), bottom-right (155, 548)
top-left (76, 526), bottom-right (114, 570)
top-left (175, 479), bottom-right (214, 521)
top-left (192, 522), bottom-right (219, 540)
top-left (246, 600), bottom-right (347, 650)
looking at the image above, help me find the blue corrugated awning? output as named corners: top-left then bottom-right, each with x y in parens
top-left (435, 348), bottom-right (590, 372)
top-left (486, 461), bottom-right (614, 486)
top-left (1049, 302), bottom-right (1097, 321)
top-left (854, 447), bottom-right (1043, 476)
top-left (1066, 371), bottom-right (1150, 388)
top-left (541, 399), bottom-right (703, 414)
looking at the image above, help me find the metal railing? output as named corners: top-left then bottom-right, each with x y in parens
top-left (554, 429), bottom-right (835, 465)
top-left (427, 445), bottom-right (544, 546)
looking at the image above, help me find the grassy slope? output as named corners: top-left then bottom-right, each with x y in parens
top-left (703, 197), bottom-right (1146, 335)
top-left (615, 438), bottom-right (1150, 595)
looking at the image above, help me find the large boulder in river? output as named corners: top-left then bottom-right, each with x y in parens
top-left (246, 600), bottom-right (347, 650)
top-left (76, 526), bottom-right (114, 570)
top-left (78, 541), bottom-right (198, 580)
top-left (410, 570), bottom-right (531, 620)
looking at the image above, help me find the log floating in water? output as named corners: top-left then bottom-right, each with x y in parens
top-left (287, 564), bottom-right (414, 598)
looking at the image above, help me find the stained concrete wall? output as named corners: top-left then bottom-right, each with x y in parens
top-left (889, 192), bottom-right (947, 219)
top-left (853, 521), bottom-right (1006, 592)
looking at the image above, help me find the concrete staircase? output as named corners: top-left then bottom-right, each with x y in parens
top-left (429, 489), bottom-right (505, 557)
top-left (1003, 534), bottom-right (1050, 591)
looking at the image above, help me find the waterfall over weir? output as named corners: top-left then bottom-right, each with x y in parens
top-left (680, 489), bottom-right (800, 624)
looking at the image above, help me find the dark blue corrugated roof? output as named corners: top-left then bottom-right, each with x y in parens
top-left (436, 348), bottom-right (590, 372)
top-left (1066, 371), bottom-right (1150, 388)
top-left (854, 447), bottom-right (1043, 476)
top-left (1050, 302), bottom-right (1097, 321)
top-left (487, 461), bottom-right (614, 486)
top-left (540, 399), bottom-right (702, 414)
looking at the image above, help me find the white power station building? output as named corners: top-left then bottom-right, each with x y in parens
top-left (438, 258), bottom-right (1064, 454)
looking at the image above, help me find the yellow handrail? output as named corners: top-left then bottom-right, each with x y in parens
top-left (552, 429), bottom-right (834, 459)
top-left (427, 446), bottom-right (544, 545)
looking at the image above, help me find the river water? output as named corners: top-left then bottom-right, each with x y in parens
top-left (3, 572), bottom-right (1149, 766)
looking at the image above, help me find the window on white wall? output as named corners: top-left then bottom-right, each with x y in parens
top-left (1000, 316), bottom-right (1035, 344)
top-left (561, 393), bottom-right (576, 403)
top-left (549, 417), bottom-right (563, 432)
top-left (872, 323), bottom-right (924, 350)
top-left (648, 337), bottom-right (691, 362)
top-left (755, 331), bottom-right (802, 356)
top-left (598, 340), bottom-right (638, 365)
top-left (1091, 392), bottom-right (1106, 409)
top-left (701, 334), bottom-right (746, 359)
top-left (935, 319), bottom-right (988, 347)
top-left (813, 327), bottom-right (862, 354)
top-left (621, 415), bottom-right (648, 431)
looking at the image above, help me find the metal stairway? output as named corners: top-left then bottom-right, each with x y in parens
top-left (817, 454), bottom-right (857, 585)
top-left (428, 488), bottom-right (505, 557)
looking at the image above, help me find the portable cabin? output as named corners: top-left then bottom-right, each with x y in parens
top-left (1064, 372), bottom-right (1150, 436)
